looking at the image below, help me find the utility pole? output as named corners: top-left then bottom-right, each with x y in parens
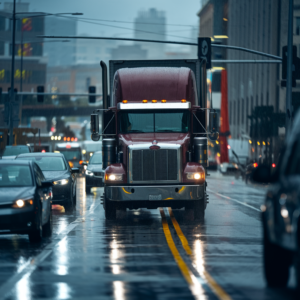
top-left (286, 0), bottom-right (294, 134)
top-left (8, 0), bottom-right (16, 145)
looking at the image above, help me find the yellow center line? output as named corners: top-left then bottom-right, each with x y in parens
top-left (159, 208), bottom-right (193, 285)
top-left (168, 207), bottom-right (232, 300)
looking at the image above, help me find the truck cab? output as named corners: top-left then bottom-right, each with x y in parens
top-left (91, 60), bottom-right (215, 220)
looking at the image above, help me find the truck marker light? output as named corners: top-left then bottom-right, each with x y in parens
top-left (161, 99), bottom-right (167, 103)
top-left (71, 137), bottom-right (74, 142)
top-left (122, 100), bottom-right (128, 103)
top-left (142, 99), bottom-right (148, 103)
top-left (181, 99), bottom-right (187, 103)
top-left (67, 137), bottom-right (70, 141)
top-left (152, 100), bottom-right (157, 103)
top-left (64, 137), bottom-right (67, 141)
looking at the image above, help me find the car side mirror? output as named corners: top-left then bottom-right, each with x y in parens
top-left (41, 180), bottom-right (53, 188)
top-left (252, 165), bottom-right (271, 183)
top-left (71, 168), bottom-right (79, 174)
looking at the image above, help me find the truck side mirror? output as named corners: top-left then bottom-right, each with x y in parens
top-left (91, 114), bottom-right (100, 141)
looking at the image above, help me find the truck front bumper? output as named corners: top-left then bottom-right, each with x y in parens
top-left (105, 184), bottom-right (204, 202)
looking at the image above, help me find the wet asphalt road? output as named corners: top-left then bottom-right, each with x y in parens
top-left (0, 173), bottom-right (298, 300)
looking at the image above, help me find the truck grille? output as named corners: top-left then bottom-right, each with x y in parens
top-left (131, 149), bottom-right (179, 182)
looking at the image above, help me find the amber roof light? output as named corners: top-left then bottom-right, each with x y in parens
top-left (152, 100), bottom-right (157, 103)
top-left (161, 99), bottom-right (167, 103)
top-left (142, 100), bottom-right (148, 103)
top-left (181, 99), bottom-right (187, 103)
top-left (122, 100), bottom-right (128, 103)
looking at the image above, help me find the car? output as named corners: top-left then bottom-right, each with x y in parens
top-left (54, 142), bottom-right (83, 169)
top-left (1, 145), bottom-right (32, 159)
top-left (0, 160), bottom-right (53, 243)
top-left (83, 151), bottom-right (104, 193)
top-left (254, 111), bottom-right (300, 292)
top-left (16, 153), bottom-right (79, 212)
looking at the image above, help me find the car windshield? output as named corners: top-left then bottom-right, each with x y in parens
top-left (17, 156), bottom-right (67, 171)
top-left (89, 153), bottom-right (102, 164)
top-left (119, 110), bottom-right (190, 133)
top-left (3, 147), bottom-right (30, 156)
top-left (0, 165), bottom-right (33, 187)
top-left (58, 150), bottom-right (81, 161)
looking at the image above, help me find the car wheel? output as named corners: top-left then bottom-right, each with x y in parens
top-left (28, 207), bottom-right (42, 243)
top-left (42, 204), bottom-right (53, 237)
top-left (263, 229), bottom-right (291, 287)
top-left (64, 197), bottom-right (74, 212)
top-left (193, 199), bottom-right (205, 221)
top-left (104, 197), bottom-right (116, 220)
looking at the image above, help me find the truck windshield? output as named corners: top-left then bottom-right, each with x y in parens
top-left (119, 110), bottom-right (190, 133)
top-left (58, 150), bottom-right (81, 161)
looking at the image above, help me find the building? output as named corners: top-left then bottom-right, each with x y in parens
top-left (134, 8), bottom-right (166, 59)
top-left (44, 16), bottom-right (77, 67)
top-left (0, 2), bottom-right (46, 92)
top-left (111, 44), bottom-right (147, 60)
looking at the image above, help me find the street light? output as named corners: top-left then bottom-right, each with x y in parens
top-left (7, 0), bottom-right (83, 145)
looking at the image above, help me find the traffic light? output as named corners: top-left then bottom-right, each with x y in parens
top-left (89, 86), bottom-right (96, 103)
top-left (37, 86), bottom-right (44, 103)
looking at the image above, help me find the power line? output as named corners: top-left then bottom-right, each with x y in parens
top-left (58, 15), bottom-right (195, 42)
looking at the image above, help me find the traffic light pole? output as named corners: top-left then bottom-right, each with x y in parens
top-left (286, 0), bottom-right (294, 134)
top-left (9, 0), bottom-right (16, 146)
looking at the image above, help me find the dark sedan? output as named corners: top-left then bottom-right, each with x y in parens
top-left (0, 160), bottom-right (53, 242)
top-left (16, 153), bottom-right (79, 212)
top-left (253, 112), bottom-right (300, 292)
top-left (84, 151), bottom-right (104, 194)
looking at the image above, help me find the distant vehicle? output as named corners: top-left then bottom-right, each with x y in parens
top-left (0, 160), bottom-right (53, 242)
top-left (16, 153), bottom-right (79, 212)
top-left (254, 111), bottom-right (300, 291)
top-left (84, 151), bottom-right (104, 193)
top-left (2, 145), bottom-right (32, 158)
top-left (29, 143), bottom-right (52, 153)
top-left (81, 140), bottom-right (102, 162)
top-left (54, 142), bottom-right (83, 169)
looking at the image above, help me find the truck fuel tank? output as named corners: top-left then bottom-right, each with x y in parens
top-left (193, 137), bottom-right (208, 167)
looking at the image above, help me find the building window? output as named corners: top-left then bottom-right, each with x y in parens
top-left (296, 17), bottom-right (300, 35)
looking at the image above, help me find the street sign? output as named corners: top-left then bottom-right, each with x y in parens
top-left (198, 37), bottom-right (211, 69)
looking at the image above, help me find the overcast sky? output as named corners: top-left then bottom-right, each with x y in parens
top-left (2, 0), bottom-right (201, 43)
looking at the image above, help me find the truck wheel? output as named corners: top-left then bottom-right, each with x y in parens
top-left (42, 205), bottom-right (53, 237)
top-left (263, 229), bottom-right (291, 287)
top-left (193, 200), bottom-right (205, 221)
top-left (105, 198), bottom-right (116, 220)
top-left (28, 208), bottom-right (43, 243)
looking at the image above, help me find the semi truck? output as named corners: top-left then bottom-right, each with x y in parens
top-left (90, 59), bottom-right (217, 220)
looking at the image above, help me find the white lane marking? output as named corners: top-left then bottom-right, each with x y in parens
top-left (208, 189), bottom-right (261, 212)
top-left (0, 202), bottom-right (99, 299)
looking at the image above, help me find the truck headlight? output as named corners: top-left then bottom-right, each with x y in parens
top-left (85, 170), bottom-right (94, 176)
top-left (105, 174), bottom-right (123, 181)
top-left (53, 179), bottom-right (69, 185)
top-left (186, 172), bottom-right (205, 181)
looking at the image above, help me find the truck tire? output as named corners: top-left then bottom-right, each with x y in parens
top-left (193, 199), bottom-right (205, 221)
top-left (105, 198), bottom-right (116, 220)
top-left (263, 229), bottom-right (290, 287)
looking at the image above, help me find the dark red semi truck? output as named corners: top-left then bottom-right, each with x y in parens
top-left (90, 59), bottom-right (217, 220)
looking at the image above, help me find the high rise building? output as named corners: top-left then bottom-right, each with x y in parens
top-left (134, 8), bottom-right (166, 59)
top-left (44, 16), bottom-right (77, 67)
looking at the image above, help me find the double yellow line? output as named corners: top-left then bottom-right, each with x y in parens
top-left (160, 208), bottom-right (232, 300)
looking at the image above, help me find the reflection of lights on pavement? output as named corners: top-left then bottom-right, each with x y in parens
top-left (56, 265), bottom-right (68, 276)
top-left (56, 282), bottom-right (71, 300)
top-left (16, 273), bottom-right (31, 300)
top-left (56, 218), bottom-right (69, 235)
top-left (113, 281), bottom-right (125, 300)
top-left (193, 240), bottom-right (204, 276)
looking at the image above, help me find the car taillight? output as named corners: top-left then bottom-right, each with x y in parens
top-left (272, 163), bottom-right (276, 168)
top-left (253, 163), bottom-right (258, 168)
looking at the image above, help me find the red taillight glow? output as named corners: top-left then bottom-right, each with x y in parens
top-left (272, 163), bottom-right (276, 168)
top-left (66, 144), bottom-right (71, 149)
top-left (253, 163), bottom-right (258, 168)
top-left (75, 138), bottom-right (78, 141)
top-left (227, 145), bottom-right (231, 149)
top-left (41, 150), bottom-right (46, 153)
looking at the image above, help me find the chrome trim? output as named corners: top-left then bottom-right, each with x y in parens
top-left (128, 143), bottom-right (181, 184)
top-left (105, 185), bottom-right (204, 202)
top-left (118, 102), bottom-right (191, 110)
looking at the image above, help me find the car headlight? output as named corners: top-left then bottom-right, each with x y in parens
top-left (186, 172), bottom-right (205, 181)
top-left (85, 170), bottom-right (94, 176)
top-left (12, 199), bottom-right (33, 208)
top-left (105, 174), bottom-right (123, 181)
top-left (53, 179), bottom-right (69, 185)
